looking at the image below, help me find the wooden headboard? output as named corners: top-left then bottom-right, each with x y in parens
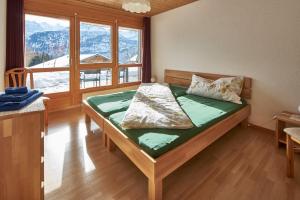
top-left (164, 69), bottom-right (252, 99)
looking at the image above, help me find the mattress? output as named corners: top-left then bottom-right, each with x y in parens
top-left (108, 94), bottom-right (247, 158)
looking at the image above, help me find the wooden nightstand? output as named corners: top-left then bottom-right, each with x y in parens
top-left (276, 111), bottom-right (300, 150)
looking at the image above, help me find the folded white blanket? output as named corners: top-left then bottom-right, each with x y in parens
top-left (121, 83), bottom-right (194, 129)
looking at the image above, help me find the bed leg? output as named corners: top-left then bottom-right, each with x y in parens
top-left (85, 114), bottom-right (91, 124)
top-left (148, 178), bottom-right (162, 200)
top-left (287, 135), bottom-right (294, 177)
top-left (85, 114), bottom-right (91, 131)
top-left (108, 138), bottom-right (116, 152)
top-left (103, 132), bottom-right (107, 147)
top-left (240, 118), bottom-right (249, 128)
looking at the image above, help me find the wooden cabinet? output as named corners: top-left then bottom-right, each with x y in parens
top-left (0, 101), bottom-right (45, 200)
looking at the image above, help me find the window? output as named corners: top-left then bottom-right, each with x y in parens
top-left (25, 13), bottom-right (143, 97)
top-left (118, 27), bottom-right (141, 65)
top-left (25, 14), bottom-right (70, 94)
top-left (32, 71), bottom-right (70, 93)
top-left (118, 27), bottom-right (142, 83)
top-left (79, 20), bottom-right (113, 90)
top-left (80, 22), bottom-right (112, 64)
top-left (119, 67), bottom-right (141, 84)
top-left (25, 15), bottom-right (70, 68)
top-left (80, 68), bottom-right (112, 89)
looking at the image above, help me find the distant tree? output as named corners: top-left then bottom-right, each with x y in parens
top-left (29, 56), bottom-right (42, 67)
top-left (28, 52), bottom-right (52, 67)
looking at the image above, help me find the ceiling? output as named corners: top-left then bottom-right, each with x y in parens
top-left (73, 0), bottom-right (198, 16)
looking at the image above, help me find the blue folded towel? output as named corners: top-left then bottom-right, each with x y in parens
top-left (5, 87), bottom-right (28, 94)
top-left (0, 90), bottom-right (39, 102)
top-left (0, 92), bottom-right (43, 112)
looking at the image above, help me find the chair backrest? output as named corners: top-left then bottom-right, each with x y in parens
top-left (5, 68), bottom-right (34, 89)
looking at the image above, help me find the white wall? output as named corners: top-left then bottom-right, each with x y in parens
top-left (0, 0), bottom-right (6, 90)
top-left (151, 0), bottom-right (300, 130)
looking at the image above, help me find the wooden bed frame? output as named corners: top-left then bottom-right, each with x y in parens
top-left (82, 69), bottom-right (252, 200)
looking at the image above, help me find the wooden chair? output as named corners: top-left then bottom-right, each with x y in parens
top-left (5, 67), bottom-right (49, 127)
top-left (5, 67), bottom-right (34, 88)
top-left (285, 127), bottom-right (300, 177)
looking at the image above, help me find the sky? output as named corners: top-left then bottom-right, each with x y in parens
top-left (119, 27), bottom-right (140, 39)
top-left (25, 14), bottom-right (140, 38)
top-left (80, 21), bottom-right (111, 32)
top-left (26, 14), bottom-right (69, 27)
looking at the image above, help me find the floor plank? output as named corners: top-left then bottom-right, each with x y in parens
top-left (45, 108), bottom-right (300, 200)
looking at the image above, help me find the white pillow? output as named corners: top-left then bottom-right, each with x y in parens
top-left (217, 76), bottom-right (244, 96)
top-left (186, 75), bottom-right (244, 104)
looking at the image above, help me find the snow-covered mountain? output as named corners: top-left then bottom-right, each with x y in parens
top-left (26, 21), bottom-right (140, 66)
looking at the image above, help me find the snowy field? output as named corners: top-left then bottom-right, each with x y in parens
top-left (27, 71), bottom-right (70, 93)
top-left (28, 68), bottom-right (140, 94)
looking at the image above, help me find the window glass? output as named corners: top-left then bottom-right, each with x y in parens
top-left (80, 22), bottom-right (112, 64)
top-left (118, 27), bottom-right (141, 64)
top-left (80, 68), bottom-right (112, 89)
top-left (25, 14), bottom-right (70, 68)
top-left (29, 71), bottom-right (70, 93)
top-left (119, 67), bottom-right (141, 83)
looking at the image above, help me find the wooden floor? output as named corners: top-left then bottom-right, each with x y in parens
top-left (45, 108), bottom-right (300, 200)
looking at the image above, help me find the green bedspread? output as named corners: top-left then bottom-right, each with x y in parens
top-left (169, 84), bottom-right (187, 97)
top-left (108, 95), bottom-right (247, 158)
top-left (86, 90), bottom-right (136, 117)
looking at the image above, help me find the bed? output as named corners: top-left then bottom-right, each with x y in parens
top-left (82, 69), bottom-right (252, 200)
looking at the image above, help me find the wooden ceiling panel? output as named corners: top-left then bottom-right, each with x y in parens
top-left (73, 0), bottom-right (198, 16)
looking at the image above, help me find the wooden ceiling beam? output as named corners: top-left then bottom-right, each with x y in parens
top-left (70, 0), bottom-right (198, 16)
top-left (25, 0), bottom-right (144, 27)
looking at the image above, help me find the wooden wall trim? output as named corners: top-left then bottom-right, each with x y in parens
top-left (248, 123), bottom-right (274, 134)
